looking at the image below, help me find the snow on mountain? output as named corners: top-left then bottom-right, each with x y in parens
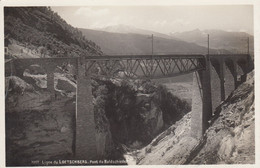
top-left (96, 24), bottom-right (174, 39)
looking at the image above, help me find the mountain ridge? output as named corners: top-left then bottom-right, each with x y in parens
top-left (86, 24), bottom-right (253, 55)
top-left (96, 24), bottom-right (175, 39)
top-left (170, 29), bottom-right (254, 54)
top-left (79, 27), bottom-right (230, 55)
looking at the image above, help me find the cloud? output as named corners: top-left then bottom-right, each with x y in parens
top-left (239, 29), bottom-right (247, 33)
top-left (75, 7), bottom-right (110, 17)
top-left (153, 20), bottom-right (167, 27)
top-left (172, 19), bottom-right (190, 26)
top-left (88, 16), bottom-right (121, 28)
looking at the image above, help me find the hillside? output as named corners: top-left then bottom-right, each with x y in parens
top-left (4, 7), bottom-right (102, 58)
top-left (79, 28), bottom-right (228, 55)
top-left (130, 70), bottom-right (254, 165)
top-left (171, 29), bottom-right (254, 55)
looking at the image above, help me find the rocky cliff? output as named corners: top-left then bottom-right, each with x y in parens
top-left (133, 70), bottom-right (254, 165)
top-left (92, 78), bottom-right (190, 149)
top-left (5, 69), bottom-right (191, 166)
top-left (190, 70), bottom-right (254, 164)
top-left (5, 75), bottom-right (76, 166)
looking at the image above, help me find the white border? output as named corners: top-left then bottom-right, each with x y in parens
top-left (0, 0), bottom-right (259, 168)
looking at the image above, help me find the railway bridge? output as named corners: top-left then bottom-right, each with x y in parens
top-left (5, 53), bottom-right (253, 159)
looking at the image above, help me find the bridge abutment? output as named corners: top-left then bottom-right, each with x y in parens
top-left (75, 58), bottom-right (97, 160)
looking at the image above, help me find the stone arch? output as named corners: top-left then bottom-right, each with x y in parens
top-left (223, 58), bottom-right (236, 99)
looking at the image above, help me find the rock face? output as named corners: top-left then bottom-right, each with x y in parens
top-left (134, 70), bottom-right (254, 165)
top-left (118, 93), bottom-right (165, 147)
top-left (5, 76), bottom-right (115, 166)
top-left (5, 76), bottom-right (34, 94)
top-left (96, 79), bottom-right (190, 150)
top-left (134, 93), bottom-right (164, 142)
top-left (6, 77), bottom-right (75, 166)
top-left (27, 64), bottom-right (46, 75)
top-left (55, 78), bottom-right (76, 93)
top-left (5, 74), bottom-right (192, 166)
top-left (135, 112), bottom-right (194, 165)
top-left (92, 83), bottom-right (117, 159)
top-left (93, 79), bottom-right (163, 148)
top-left (190, 70), bottom-right (255, 164)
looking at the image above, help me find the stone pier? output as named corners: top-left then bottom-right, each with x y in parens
top-left (75, 58), bottom-right (97, 159)
top-left (191, 55), bottom-right (251, 139)
top-left (210, 60), bottom-right (223, 111)
top-left (224, 60), bottom-right (236, 99)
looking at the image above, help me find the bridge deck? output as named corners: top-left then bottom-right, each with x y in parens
top-left (5, 54), bottom-right (250, 79)
top-left (9, 53), bottom-right (249, 60)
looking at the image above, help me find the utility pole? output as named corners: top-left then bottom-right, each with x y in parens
top-left (152, 34), bottom-right (154, 56)
top-left (207, 34), bottom-right (210, 62)
top-left (151, 34), bottom-right (154, 72)
top-left (247, 37), bottom-right (250, 55)
top-left (208, 34), bottom-right (209, 56)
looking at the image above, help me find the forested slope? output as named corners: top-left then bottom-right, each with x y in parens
top-left (4, 7), bottom-right (102, 58)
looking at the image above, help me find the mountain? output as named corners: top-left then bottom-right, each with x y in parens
top-left (79, 28), bottom-right (227, 55)
top-left (4, 7), bottom-right (102, 58)
top-left (97, 24), bottom-right (174, 39)
top-left (170, 29), bottom-right (254, 55)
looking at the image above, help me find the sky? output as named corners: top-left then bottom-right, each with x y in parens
top-left (51, 5), bottom-right (253, 35)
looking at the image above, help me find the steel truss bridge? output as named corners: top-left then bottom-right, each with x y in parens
top-left (6, 54), bottom-right (250, 80)
top-left (5, 53), bottom-right (252, 160)
top-left (83, 54), bottom-right (206, 79)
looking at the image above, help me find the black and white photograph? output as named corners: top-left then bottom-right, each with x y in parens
top-left (2, 0), bottom-right (258, 167)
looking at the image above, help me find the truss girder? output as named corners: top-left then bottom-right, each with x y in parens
top-left (84, 57), bottom-right (205, 79)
